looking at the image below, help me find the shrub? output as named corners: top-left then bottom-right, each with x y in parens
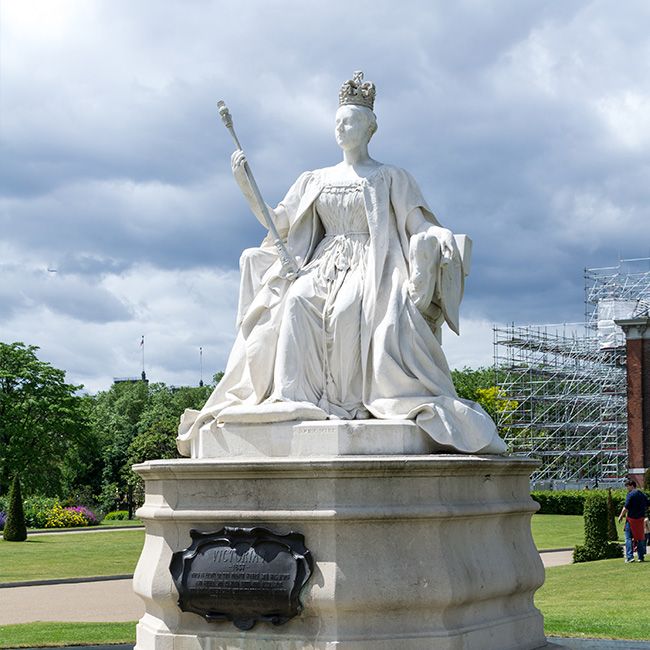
top-left (606, 489), bottom-right (618, 541)
top-left (44, 504), bottom-right (88, 528)
top-left (531, 490), bottom-right (586, 514)
top-left (68, 506), bottom-right (99, 526)
top-left (104, 510), bottom-right (130, 521)
top-left (0, 512), bottom-right (6, 531)
top-left (573, 492), bottom-right (623, 563)
top-left (22, 496), bottom-right (59, 529)
top-left (531, 489), bottom-right (626, 515)
top-left (3, 476), bottom-right (27, 541)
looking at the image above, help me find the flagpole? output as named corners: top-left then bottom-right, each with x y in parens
top-left (141, 335), bottom-right (146, 381)
top-left (199, 347), bottom-right (204, 387)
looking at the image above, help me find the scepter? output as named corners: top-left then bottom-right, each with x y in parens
top-left (217, 100), bottom-right (299, 279)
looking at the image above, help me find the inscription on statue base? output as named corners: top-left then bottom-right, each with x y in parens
top-left (170, 527), bottom-right (313, 630)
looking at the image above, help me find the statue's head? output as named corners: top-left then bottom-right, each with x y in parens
top-left (336, 71), bottom-right (377, 149)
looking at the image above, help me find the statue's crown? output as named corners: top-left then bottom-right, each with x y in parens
top-left (339, 71), bottom-right (375, 110)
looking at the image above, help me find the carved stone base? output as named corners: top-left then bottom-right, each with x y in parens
top-left (133, 441), bottom-right (546, 649)
top-left (190, 418), bottom-right (442, 458)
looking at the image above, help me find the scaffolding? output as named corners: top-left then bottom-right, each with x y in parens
top-left (494, 258), bottom-right (650, 485)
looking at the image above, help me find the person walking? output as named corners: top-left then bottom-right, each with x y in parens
top-left (618, 478), bottom-right (649, 563)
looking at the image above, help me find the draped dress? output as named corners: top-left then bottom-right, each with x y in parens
top-left (272, 180), bottom-right (371, 419)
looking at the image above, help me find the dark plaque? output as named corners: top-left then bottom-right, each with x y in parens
top-left (169, 527), bottom-right (313, 630)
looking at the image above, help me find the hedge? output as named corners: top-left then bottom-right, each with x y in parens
top-left (531, 489), bottom-right (626, 515)
top-left (573, 492), bottom-right (623, 562)
top-left (104, 510), bottom-right (130, 521)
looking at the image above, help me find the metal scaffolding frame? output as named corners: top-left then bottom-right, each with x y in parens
top-left (494, 258), bottom-right (650, 485)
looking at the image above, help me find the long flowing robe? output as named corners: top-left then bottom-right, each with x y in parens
top-left (177, 164), bottom-right (506, 456)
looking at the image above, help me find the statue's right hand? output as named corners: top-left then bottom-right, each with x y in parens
top-left (231, 150), bottom-right (253, 196)
top-left (231, 150), bottom-right (248, 179)
top-left (231, 149), bottom-right (246, 172)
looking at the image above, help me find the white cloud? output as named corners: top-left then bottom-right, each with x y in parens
top-left (443, 316), bottom-right (498, 371)
top-left (596, 92), bottom-right (650, 151)
top-left (0, 263), bottom-right (240, 392)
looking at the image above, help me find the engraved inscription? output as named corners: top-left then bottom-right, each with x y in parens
top-left (169, 527), bottom-right (313, 630)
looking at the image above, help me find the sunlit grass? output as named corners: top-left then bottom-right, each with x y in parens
top-left (538, 558), bottom-right (650, 639)
top-left (0, 530), bottom-right (144, 582)
top-left (0, 621), bottom-right (136, 648)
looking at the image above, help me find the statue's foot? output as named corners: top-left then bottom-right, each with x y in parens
top-left (219, 401), bottom-right (329, 424)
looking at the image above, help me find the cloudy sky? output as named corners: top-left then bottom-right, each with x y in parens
top-left (1, 0), bottom-right (649, 392)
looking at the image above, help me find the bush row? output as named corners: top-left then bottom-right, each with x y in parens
top-left (103, 510), bottom-right (130, 521)
top-left (531, 489), bottom-right (627, 515)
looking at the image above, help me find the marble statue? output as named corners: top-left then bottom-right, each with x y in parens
top-left (178, 72), bottom-right (506, 456)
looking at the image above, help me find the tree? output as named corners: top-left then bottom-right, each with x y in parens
top-left (0, 342), bottom-right (89, 496)
top-left (91, 381), bottom-right (213, 514)
top-left (92, 379), bottom-right (150, 513)
top-left (451, 366), bottom-right (497, 402)
top-left (3, 475), bottom-right (27, 541)
top-left (451, 367), bottom-right (517, 434)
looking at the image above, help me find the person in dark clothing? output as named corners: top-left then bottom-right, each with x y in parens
top-left (618, 479), bottom-right (649, 562)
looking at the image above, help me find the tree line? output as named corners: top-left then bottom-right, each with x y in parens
top-left (0, 342), bottom-right (216, 514)
top-left (1, 341), bottom-right (504, 514)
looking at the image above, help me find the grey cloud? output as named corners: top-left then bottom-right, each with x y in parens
top-left (0, 263), bottom-right (132, 323)
top-left (2, 0), bottom-right (650, 389)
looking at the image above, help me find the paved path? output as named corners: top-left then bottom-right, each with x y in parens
top-left (0, 549), bottom-right (574, 626)
top-left (540, 548), bottom-right (574, 567)
top-left (0, 578), bottom-right (143, 625)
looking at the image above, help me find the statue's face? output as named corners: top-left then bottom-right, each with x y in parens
top-left (335, 105), bottom-right (371, 151)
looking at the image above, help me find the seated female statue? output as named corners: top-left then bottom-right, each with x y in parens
top-left (178, 72), bottom-right (506, 456)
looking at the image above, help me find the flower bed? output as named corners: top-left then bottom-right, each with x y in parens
top-left (0, 496), bottom-right (100, 530)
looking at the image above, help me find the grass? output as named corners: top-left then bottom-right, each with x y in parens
top-left (98, 518), bottom-right (143, 527)
top-left (531, 514), bottom-right (585, 550)
top-left (530, 513), bottom-right (624, 550)
top-left (0, 622), bottom-right (136, 648)
top-left (0, 530), bottom-right (144, 582)
top-left (537, 557), bottom-right (650, 640)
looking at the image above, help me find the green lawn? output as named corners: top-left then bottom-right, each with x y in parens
top-left (0, 530), bottom-right (145, 582)
top-left (531, 514), bottom-right (585, 550)
top-left (98, 518), bottom-right (143, 527)
top-left (537, 558), bottom-right (650, 639)
top-left (0, 622), bottom-right (136, 648)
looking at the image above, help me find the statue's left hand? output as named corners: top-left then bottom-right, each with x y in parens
top-left (437, 228), bottom-right (455, 265)
top-left (408, 231), bottom-right (439, 312)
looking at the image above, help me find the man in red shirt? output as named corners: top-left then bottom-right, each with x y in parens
top-left (618, 478), bottom-right (649, 563)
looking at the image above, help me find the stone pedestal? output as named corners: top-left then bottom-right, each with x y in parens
top-left (133, 421), bottom-right (547, 650)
